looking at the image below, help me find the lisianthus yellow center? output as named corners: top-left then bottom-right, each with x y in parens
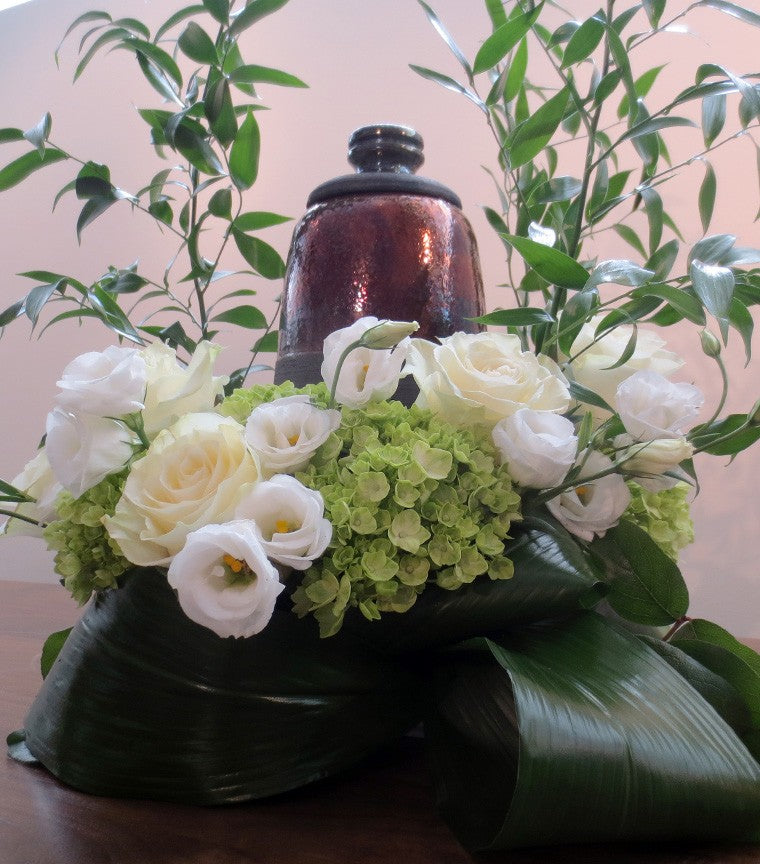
top-left (287, 433), bottom-right (300, 446)
top-left (223, 554), bottom-right (244, 573)
top-left (221, 554), bottom-right (254, 586)
top-left (575, 485), bottom-right (591, 505)
top-left (275, 519), bottom-right (292, 534)
top-left (357, 363), bottom-right (370, 389)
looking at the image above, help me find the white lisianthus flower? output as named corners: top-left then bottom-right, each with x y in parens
top-left (615, 370), bottom-right (703, 441)
top-left (546, 450), bottom-right (631, 541)
top-left (2, 450), bottom-right (62, 538)
top-left (235, 474), bottom-right (332, 571)
top-left (406, 332), bottom-right (570, 426)
top-left (167, 521), bottom-right (284, 638)
top-left (46, 409), bottom-right (134, 499)
top-left (104, 413), bottom-right (259, 567)
top-left (567, 316), bottom-right (683, 411)
top-left (55, 345), bottom-right (147, 417)
top-left (141, 341), bottom-right (227, 438)
top-left (492, 409), bottom-right (578, 489)
top-left (244, 395), bottom-right (341, 477)
top-left (320, 316), bottom-right (410, 408)
top-left (616, 434), bottom-right (694, 491)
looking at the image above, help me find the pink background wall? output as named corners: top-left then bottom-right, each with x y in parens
top-left (0, 0), bottom-right (758, 634)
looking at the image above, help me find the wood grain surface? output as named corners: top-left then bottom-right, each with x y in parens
top-left (2, 580), bottom-right (759, 864)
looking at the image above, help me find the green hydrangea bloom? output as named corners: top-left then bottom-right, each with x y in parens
top-left (224, 384), bottom-right (521, 637)
top-left (625, 481), bottom-right (694, 561)
top-left (43, 472), bottom-right (130, 605)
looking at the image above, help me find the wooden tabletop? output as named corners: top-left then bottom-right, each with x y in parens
top-left (2, 578), bottom-right (759, 864)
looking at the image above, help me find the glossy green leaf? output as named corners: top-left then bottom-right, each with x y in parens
top-left (558, 290), bottom-right (598, 355)
top-left (729, 297), bottom-right (754, 363)
top-left (227, 64), bottom-right (307, 88)
top-left (232, 228), bottom-right (285, 279)
top-left (72, 27), bottom-right (132, 81)
top-left (211, 305), bottom-right (268, 329)
top-left (473, 308), bottom-right (555, 327)
top-left (23, 279), bottom-right (64, 325)
top-left (702, 92), bottom-right (727, 146)
top-left (254, 330), bottom-right (278, 352)
top-left (155, 5), bottom-right (206, 42)
top-left (56, 10), bottom-right (111, 56)
top-left (503, 234), bottom-right (589, 288)
top-left (0, 148), bottom-right (67, 192)
top-left (699, 161), bottom-right (717, 234)
top-left (561, 12), bottom-right (605, 67)
top-left (504, 37), bottom-right (528, 103)
top-left (426, 614), bottom-right (760, 850)
top-left (617, 65), bottom-right (666, 119)
top-left (408, 65), bottom-right (487, 113)
top-left (593, 69), bottom-right (622, 105)
top-left (532, 175), bottom-right (582, 204)
top-left (639, 185), bottom-right (663, 254)
top-left (642, 0), bottom-right (666, 26)
top-left (606, 24), bottom-right (637, 117)
top-left (690, 259), bottom-right (735, 332)
top-left (473, 4), bottom-right (542, 74)
top-left (205, 77), bottom-right (237, 147)
top-left (148, 199), bottom-right (173, 226)
top-left (173, 124), bottom-right (224, 176)
top-left (121, 39), bottom-right (183, 89)
top-left (136, 51), bottom-right (182, 106)
top-left (691, 413), bottom-right (760, 456)
top-left (178, 21), bottom-right (218, 65)
top-left (699, 0), bottom-right (760, 27)
top-left (484, 0), bottom-right (508, 30)
top-left (508, 86), bottom-right (569, 168)
top-left (229, 0), bottom-right (290, 37)
top-left (633, 283), bottom-right (705, 324)
top-left (208, 188), bottom-right (233, 219)
top-left (0, 299), bottom-right (25, 328)
top-left (689, 233), bottom-right (736, 265)
top-left (568, 379), bottom-right (614, 412)
top-left (41, 628), bottom-right (73, 679)
top-left (88, 286), bottom-right (142, 343)
top-left (202, 0), bottom-right (230, 24)
top-left (416, 0), bottom-right (472, 81)
top-left (229, 109), bottom-right (260, 190)
top-left (587, 259), bottom-right (654, 289)
top-left (645, 239), bottom-right (679, 282)
top-left (612, 224), bottom-right (646, 258)
top-left (0, 127), bottom-right (24, 144)
top-left (234, 211), bottom-right (291, 230)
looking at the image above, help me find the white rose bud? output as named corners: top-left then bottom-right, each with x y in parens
top-left (321, 316), bottom-right (410, 408)
top-left (406, 331), bottom-right (570, 426)
top-left (492, 409), bottom-right (578, 489)
top-left (167, 521), bottom-right (284, 638)
top-left (46, 408), bottom-right (134, 499)
top-left (358, 319), bottom-right (419, 349)
top-left (616, 434), bottom-right (694, 491)
top-left (2, 450), bottom-right (62, 538)
top-left (244, 396), bottom-right (341, 477)
top-left (235, 474), bottom-right (332, 571)
top-left (141, 341), bottom-right (227, 438)
top-left (547, 450), bottom-right (631, 542)
top-left (55, 345), bottom-right (147, 418)
top-left (615, 370), bottom-right (703, 441)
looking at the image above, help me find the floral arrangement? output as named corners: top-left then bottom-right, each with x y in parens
top-left (3, 0), bottom-right (760, 853)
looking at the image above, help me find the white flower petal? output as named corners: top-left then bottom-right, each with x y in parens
top-left (55, 345), bottom-right (147, 418)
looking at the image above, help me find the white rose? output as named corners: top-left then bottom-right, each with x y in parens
top-left (616, 434), bottom-right (694, 491)
top-left (141, 341), bottom-right (228, 438)
top-left (55, 345), bottom-right (147, 417)
top-left (568, 316), bottom-right (683, 410)
top-left (46, 408), bottom-right (134, 499)
top-left (244, 396), bottom-right (341, 477)
top-left (235, 474), bottom-right (332, 571)
top-left (320, 316), bottom-right (410, 408)
top-left (407, 332), bottom-right (570, 426)
top-left (167, 521), bottom-right (284, 638)
top-left (615, 370), bottom-right (703, 441)
top-left (104, 413), bottom-right (259, 567)
top-left (546, 450), bottom-right (631, 541)
top-left (2, 450), bottom-right (62, 538)
top-left (492, 409), bottom-right (578, 489)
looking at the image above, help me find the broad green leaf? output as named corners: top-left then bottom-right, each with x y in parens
top-left (0, 148), bottom-right (67, 192)
top-left (558, 290), bottom-right (598, 355)
top-left (103, 272), bottom-right (149, 294)
top-left (504, 234), bottom-right (589, 288)
top-left (208, 188), bottom-right (233, 219)
top-left (229, 109), bottom-right (260, 190)
top-left (587, 259), bottom-right (654, 290)
top-left (229, 0), bottom-right (290, 37)
top-left (416, 0), bottom-right (473, 81)
top-left (202, 0), bottom-right (230, 24)
top-left (22, 113), bottom-right (52, 158)
top-left (642, 0), bottom-right (666, 26)
top-left (689, 233), bottom-right (736, 265)
top-left (473, 4), bottom-right (542, 74)
top-left (408, 65), bottom-right (487, 113)
top-left (173, 124), bottom-right (224, 175)
top-left (699, 161), bottom-right (717, 234)
top-left (612, 224), bottom-right (646, 258)
top-left (177, 21), bottom-right (218, 65)
top-left (592, 519), bottom-right (689, 626)
top-left (633, 282), bottom-right (705, 324)
top-left (699, 0), bottom-right (760, 27)
top-left (645, 239), bottom-right (680, 282)
top-left (41, 628), bottom-right (72, 679)
top-left (426, 613), bottom-right (760, 850)
top-left (254, 330), bottom-right (278, 352)
top-left (211, 305), bottom-right (268, 329)
top-left (227, 64), bottom-right (307, 88)
top-left (76, 197), bottom-right (117, 240)
top-left (136, 51), bottom-right (183, 106)
top-left (204, 77), bottom-right (237, 147)
top-left (0, 299), bottom-right (25, 328)
top-left (120, 39), bottom-right (183, 89)
top-left (233, 211), bottom-right (292, 230)
top-left (148, 199), bottom-right (173, 226)
top-left (232, 228), bottom-right (285, 278)
top-left (75, 160), bottom-right (113, 199)
top-left (617, 65), bottom-right (666, 119)
top-left (504, 37), bottom-right (528, 103)
top-left (729, 297), bottom-right (753, 363)
top-left (533, 175), bottom-right (582, 204)
top-left (690, 259), bottom-right (734, 334)
top-left (508, 86), bottom-right (569, 167)
top-left (484, 0), bottom-right (508, 31)
top-left (691, 414), bottom-right (760, 456)
top-left (0, 127), bottom-right (24, 144)
top-left (473, 308), bottom-right (555, 327)
top-left (26, 281), bottom-right (65, 325)
top-left (593, 69), bottom-right (622, 105)
top-left (702, 92), bottom-right (727, 146)
top-left (561, 12), bottom-right (605, 68)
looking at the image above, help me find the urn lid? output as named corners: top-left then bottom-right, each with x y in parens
top-left (306, 124), bottom-right (462, 208)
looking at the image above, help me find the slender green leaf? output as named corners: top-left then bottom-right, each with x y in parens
top-left (76, 197), bottom-right (117, 241)
top-left (473, 4), bottom-right (542, 74)
top-left (56, 10), bottom-right (111, 56)
top-left (232, 228), bottom-right (285, 278)
top-left (173, 124), bottom-right (224, 175)
top-left (417, 0), bottom-right (472, 81)
top-left (729, 296), bottom-right (754, 363)
top-left (0, 299), bottom-right (25, 328)
top-left (699, 0), bottom-right (760, 27)
top-left (136, 51), bottom-right (182, 106)
top-left (484, 0), bottom-right (508, 30)
top-left (612, 224), bottom-right (646, 258)
top-left (702, 93), bottom-right (727, 146)
top-left (508, 86), bottom-right (569, 167)
top-left (606, 24), bottom-right (637, 117)
top-left (645, 239), bottom-right (680, 281)
top-left (0, 148), bottom-right (67, 192)
top-left (234, 211), bottom-right (292, 230)
top-left (558, 290), bottom-right (598, 355)
top-left (41, 628), bottom-right (73, 679)
top-left (178, 21), bottom-right (218, 65)
top-left (617, 65), bottom-right (666, 119)
top-left (587, 259), bottom-right (653, 289)
top-left (503, 234), bottom-right (589, 288)
top-left (254, 330), bottom-right (278, 352)
top-left (229, 0), bottom-right (290, 37)
top-left (699, 161), bottom-right (717, 234)
top-left (0, 127), bottom-right (24, 144)
top-left (632, 283), bottom-right (705, 324)
top-left (504, 37), bottom-right (528, 103)
top-left (208, 188), bottom-right (233, 219)
top-left (690, 259), bottom-right (735, 323)
top-left (227, 64), bottom-right (307, 88)
top-left (229, 109), bottom-right (260, 190)
top-left (561, 12), bottom-right (605, 68)
top-left (593, 69), bottom-right (622, 105)
top-left (202, 0), bottom-right (230, 24)
top-left (568, 379), bottom-right (614, 412)
top-left (691, 414), bottom-right (760, 456)
top-left (642, 0), bottom-right (666, 26)
top-left (211, 305), bottom-right (268, 329)
top-left (639, 185), bottom-right (663, 255)
top-left (533, 175), bottom-right (582, 204)
top-left (408, 65), bottom-right (487, 113)
top-left (121, 39), bottom-right (183, 89)
top-left (205, 77), bottom-right (237, 147)
top-left (24, 280), bottom-right (65, 326)
top-left (473, 308), bottom-right (555, 327)
top-left (155, 5), bottom-right (206, 42)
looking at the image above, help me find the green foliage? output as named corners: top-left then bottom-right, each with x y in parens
top-left (0, 1), bottom-right (302, 371)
